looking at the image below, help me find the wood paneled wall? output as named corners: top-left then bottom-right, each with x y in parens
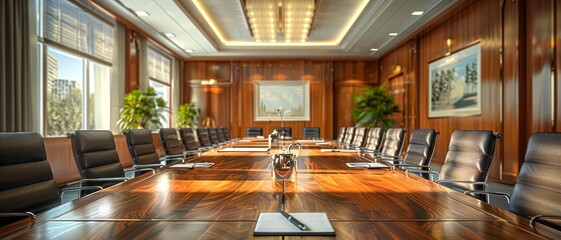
top-left (183, 60), bottom-right (377, 139)
top-left (377, 0), bottom-right (561, 183)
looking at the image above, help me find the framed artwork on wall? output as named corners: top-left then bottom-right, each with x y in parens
top-left (254, 80), bottom-right (310, 121)
top-left (428, 41), bottom-right (482, 118)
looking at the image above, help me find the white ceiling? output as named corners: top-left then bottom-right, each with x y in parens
top-left (95, 0), bottom-right (459, 59)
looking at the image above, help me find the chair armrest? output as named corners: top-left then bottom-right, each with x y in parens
top-left (393, 164), bottom-right (431, 169)
top-left (0, 212), bottom-right (36, 220)
top-left (133, 163), bottom-right (163, 169)
top-left (435, 180), bottom-right (489, 188)
top-left (463, 190), bottom-right (511, 203)
top-left (530, 215), bottom-right (561, 229)
top-left (60, 186), bottom-right (103, 198)
top-left (377, 156), bottom-right (401, 160)
top-left (81, 177), bottom-right (129, 184)
top-left (160, 157), bottom-right (183, 164)
top-left (125, 168), bottom-right (156, 175)
top-left (405, 169), bottom-right (440, 181)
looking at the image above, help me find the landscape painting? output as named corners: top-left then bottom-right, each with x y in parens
top-left (428, 42), bottom-right (481, 118)
top-left (254, 81), bottom-right (310, 121)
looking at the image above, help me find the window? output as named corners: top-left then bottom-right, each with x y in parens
top-left (40, 0), bottom-right (114, 136)
top-left (147, 47), bottom-right (172, 128)
top-left (45, 48), bottom-right (112, 136)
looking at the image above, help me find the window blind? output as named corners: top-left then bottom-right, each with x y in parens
top-left (148, 48), bottom-right (171, 84)
top-left (45, 0), bottom-right (113, 62)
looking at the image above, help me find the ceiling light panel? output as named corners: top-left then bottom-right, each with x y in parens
top-left (245, 0), bottom-right (316, 43)
top-left (135, 10), bottom-right (150, 17)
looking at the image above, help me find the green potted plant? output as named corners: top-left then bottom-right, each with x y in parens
top-left (117, 86), bottom-right (168, 131)
top-left (176, 102), bottom-right (200, 128)
top-left (351, 84), bottom-right (399, 130)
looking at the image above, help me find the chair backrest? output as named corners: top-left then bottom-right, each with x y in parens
top-left (196, 127), bottom-right (213, 147)
top-left (69, 130), bottom-right (125, 180)
top-left (217, 127), bottom-right (227, 142)
top-left (274, 127), bottom-right (292, 138)
top-left (351, 127), bottom-right (368, 147)
top-left (223, 127), bottom-right (231, 140)
top-left (158, 128), bottom-right (185, 156)
top-left (303, 127), bottom-right (320, 139)
top-left (343, 127), bottom-right (355, 145)
top-left (509, 132), bottom-right (561, 226)
top-left (0, 132), bottom-right (61, 216)
top-left (363, 128), bottom-right (384, 151)
top-left (439, 130), bottom-right (498, 196)
top-left (208, 127), bottom-right (220, 144)
top-left (179, 128), bottom-right (199, 151)
top-left (379, 128), bottom-right (406, 157)
top-left (402, 129), bottom-right (439, 166)
top-left (336, 127), bottom-right (347, 143)
top-left (246, 127), bottom-right (263, 137)
top-left (124, 129), bottom-right (162, 166)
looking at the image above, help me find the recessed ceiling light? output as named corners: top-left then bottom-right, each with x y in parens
top-left (164, 33), bottom-right (176, 38)
top-left (389, 32), bottom-right (398, 36)
top-left (134, 11), bottom-right (150, 17)
top-left (184, 48), bottom-right (195, 53)
top-left (370, 48), bottom-right (378, 51)
top-left (411, 11), bottom-right (424, 16)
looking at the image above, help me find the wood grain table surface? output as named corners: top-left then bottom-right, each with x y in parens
top-left (1, 140), bottom-right (559, 239)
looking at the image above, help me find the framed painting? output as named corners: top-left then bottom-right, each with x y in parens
top-left (428, 42), bottom-right (482, 118)
top-left (254, 81), bottom-right (310, 121)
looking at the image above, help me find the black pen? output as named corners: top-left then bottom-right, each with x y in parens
top-left (279, 210), bottom-right (307, 230)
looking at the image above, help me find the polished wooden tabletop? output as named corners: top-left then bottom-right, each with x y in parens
top-left (1, 140), bottom-right (559, 239)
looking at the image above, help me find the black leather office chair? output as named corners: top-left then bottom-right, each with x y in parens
top-left (222, 127), bottom-right (231, 141)
top-left (126, 129), bottom-right (166, 168)
top-left (336, 127), bottom-right (347, 143)
top-left (196, 127), bottom-right (214, 148)
top-left (69, 130), bottom-right (153, 196)
top-left (246, 127), bottom-right (263, 137)
top-left (363, 127), bottom-right (384, 152)
top-left (208, 127), bottom-right (222, 145)
top-left (382, 129), bottom-right (439, 179)
top-left (466, 132), bottom-right (561, 231)
top-left (0, 132), bottom-right (100, 226)
top-left (407, 130), bottom-right (499, 202)
top-left (342, 127), bottom-right (355, 146)
top-left (274, 127), bottom-right (292, 139)
top-left (158, 128), bottom-right (191, 159)
top-left (179, 128), bottom-right (204, 153)
top-left (373, 128), bottom-right (405, 157)
top-left (302, 127), bottom-right (320, 139)
top-left (351, 127), bottom-right (368, 148)
top-left (216, 127), bottom-right (227, 142)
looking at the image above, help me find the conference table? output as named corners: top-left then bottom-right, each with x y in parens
top-left (1, 139), bottom-right (560, 239)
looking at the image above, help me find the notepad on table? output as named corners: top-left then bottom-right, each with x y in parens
top-left (217, 147), bottom-right (269, 152)
top-left (170, 162), bottom-right (215, 168)
top-left (346, 162), bottom-right (388, 169)
top-left (254, 212), bottom-right (335, 236)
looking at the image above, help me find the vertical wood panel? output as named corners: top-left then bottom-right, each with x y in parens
top-left (124, 29), bottom-right (140, 93)
top-left (557, 0), bottom-right (561, 131)
top-left (526, 0), bottom-right (554, 133)
top-left (502, 0), bottom-right (525, 183)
